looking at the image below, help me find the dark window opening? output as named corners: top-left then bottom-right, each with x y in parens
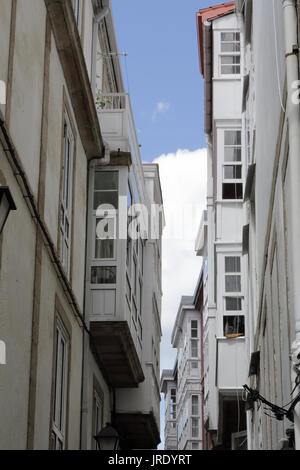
top-left (223, 183), bottom-right (243, 199)
top-left (224, 315), bottom-right (245, 336)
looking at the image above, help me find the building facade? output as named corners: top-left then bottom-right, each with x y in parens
top-left (171, 297), bottom-right (203, 451)
top-left (0, 0), bottom-right (163, 450)
top-left (236, 0), bottom-right (300, 450)
top-left (160, 369), bottom-right (178, 450)
top-left (161, 276), bottom-right (205, 451)
top-left (196, 3), bottom-right (248, 449)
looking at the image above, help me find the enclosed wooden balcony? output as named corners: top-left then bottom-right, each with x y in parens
top-left (115, 412), bottom-right (160, 450)
top-left (90, 321), bottom-right (144, 388)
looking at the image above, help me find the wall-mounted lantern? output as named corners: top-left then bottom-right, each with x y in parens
top-left (94, 423), bottom-right (119, 450)
top-left (0, 186), bottom-right (16, 234)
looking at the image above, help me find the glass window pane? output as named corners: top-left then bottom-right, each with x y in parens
top-left (94, 191), bottom-right (118, 210)
top-left (221, 55), bottom-right (240, 65)
top-left (94, 171), bottom-right (118, 191)
top-left (91, 266), bottom-right (116, 284)
top-left (225, 257), bottom-right (241, 273)
top-left (222, 183), bottom-right (243, 199)
top-left (221, 32), bottom-right (239, 42)
top-left (225, 275), bottom-right (241, 292)
top-left (192, 418), bottom-right (199, 438)
top-left (224, 165), bottom-right (242, 179)
top-left (224, 147), bottom-right (241, 161)
top-left (225, 130), bottom-right (241, 146)
top-left (224, 315), bottom-right (245, 336)
top-left (221, 65), bottom-right (234, 74)
top-left (192, 396), bottom-right (199, 415)
top-left (221, 42), bottom-right (240, 53)
top-left (96, 217), bottom-right (116, 240)
top-left (95, 239), bottom-right (114, 259)
top-left (226, 297), bottom-right (242, 311)
top-left (191, 339), bottom-right (198, 358)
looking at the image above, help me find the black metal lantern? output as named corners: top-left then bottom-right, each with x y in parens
top-left (0, 186), bottom-right (16, 233)
top-left (94, 423), bottom-right (119, 450)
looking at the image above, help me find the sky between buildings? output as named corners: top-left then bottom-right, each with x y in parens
top-left (111, 0), bottom-right (222, 447)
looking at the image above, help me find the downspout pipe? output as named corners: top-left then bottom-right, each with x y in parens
top-left (282, 0), bottom-right (300, 448)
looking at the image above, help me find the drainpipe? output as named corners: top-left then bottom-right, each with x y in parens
top-left (282, 0), bottom-right (300, 449)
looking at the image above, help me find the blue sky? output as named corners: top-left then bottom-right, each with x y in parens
top-left (111, 0), bottom-right (220, 162)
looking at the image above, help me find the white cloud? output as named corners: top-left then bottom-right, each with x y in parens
top-left (153, 148), bottom-right (207, 371)
top-left (152, 101), bottom-right (171, 121)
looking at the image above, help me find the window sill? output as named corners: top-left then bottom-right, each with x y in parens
top-left (216, 199), bottom-right (243, 204)
top-left (217, 335), bottom-right (245, 341)
top-left (212, 76), bottom-right (242, 81)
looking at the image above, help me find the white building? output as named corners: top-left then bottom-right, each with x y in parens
top-left (236, 0), bottom-right (300, 450)
top-left (172, 297), bottom-right (203, 451)
top-left (196, 2), bottom-right (248, 449)
top-left (0, 0), bottom-right (163, 450)
top-left (161, 272), bottom-right (205, 451)
top-left (160, 369), bottom-right (178, 450)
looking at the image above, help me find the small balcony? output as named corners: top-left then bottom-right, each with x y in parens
top-left (114, 366), bottom-right (161, 449)
top-left (97, 93), bottom-right (137, 154)
top-left (87, 93), bottom-right (146, 388)
top-left (216, 336), bottom-right (247, 390)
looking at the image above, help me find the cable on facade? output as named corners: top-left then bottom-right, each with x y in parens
top-left (0, 117), bottom-right (113, 389)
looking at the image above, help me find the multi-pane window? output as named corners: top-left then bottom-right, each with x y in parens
top-left (94, 171), bottom-right (118, 210)
top-left (60, 116), bottom-right (74, 277)
top-left (225, 296), bottom-right (242, 311)
top-left (91, 266), bottom-right (116, 284)
top-left (223, 130), bottom-right (243, 200)
top-left (191, 320), bottom-right (198, 338)
top-left (170, 388), bottom-right (176, 421)
top-left (191, 417), bottom-right (199, 438)
top-left (126, 180), bottom-right (144, 346)
top-left (95, 217), bottom-right (115, 259)
top-left (225, 256), bottom-right (241, 292)
top-left (191, 339), bottom-right (198, 358)
top-left (220, 32), bottom-right (240, 75)
top-left (51, 318), bottom-right (69, 450)
top-left (191, 395), bottom-right (199, 416)
top-left (224, 256), bottom-right (244, 336)
top-left (92, 391), bottom-right (102, 450)
top-left (91, 171), bottom-right (118, 285)
top-left (224, 315), bottom-right (245, 336)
